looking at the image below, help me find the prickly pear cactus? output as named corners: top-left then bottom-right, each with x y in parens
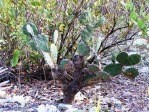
top-left (87, 64), bottom-right (99, 72)
top-left (94, 36), bottom-right (102, 53)
top-left (93, 16), bottom-right (105, 28)
top-left (116, 52), bottom-right (129, 65)
top-left (81, 25), bottom-right (93, 43)
top-left (123, 68), bottom-right (139, 79)
top-left (59, 59), bottom-right (71, 69)
top-left (36, 34), bottom-right (49, 52)
top-left (29, 40), bottom-right (38, 51)
top-left (23, 23), bottom-right (49, 52)
top-left (79, 11), bottom-right (105, 56)
top-left (80, 15), bottom-right (105, 44)
top-left (96, 71), bottom-right (111, 81)
top-left (50, 43), bottom-right (58, 63)
top-left (23, 22), bottom-right (55, 69)
top-left (79, 12), bottom-right (91, 25)
top-left (77, 42), bottom-right (90, 56)
top-left (53, 30), bottom-right (58, 44)
top-left (103, 64), bottom-right (122, 76)
top-left (27, 34), bottom-right (49, 52)
top-left (104, 51), bottom-right (141, 78)
top-left (116, 52), bottom-right (141, 66)
top-left (23, 22), bottom-right (38, 36)
top-left (124, 54), bottom-right (141, 66)
top-left (82, 71), bottom-right (110, 85)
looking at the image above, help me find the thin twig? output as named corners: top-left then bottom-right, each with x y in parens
top-left (99, 30), bottom-right (140, 53)
top-left (98, 16), bottom-right (117, 52)
top-left (57, 0), bottom-right (85, 61)
top-left (64, 34), bottom-right (80, 56)
top-left (0, 80), bottom-right (10, 87)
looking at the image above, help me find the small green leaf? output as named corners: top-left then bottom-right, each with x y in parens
top-left (130, 9), bottom-right (137, 21)
top-left (123, 68), bottom-right (139, 79)
top-left (104, 64), bottom-right (122, 76)
top-left (77, 42), bottom-right (90, 56)
top-left (137, 18), bottom-right (147, 35)
top-left (137, 18), bottom-right (145, 29)
top-left (129, 2), bottom-right (134, 11)
top-left (11, 49), bottom-right (20, 67)
top-left (31, 1), bottom-right (41, 6)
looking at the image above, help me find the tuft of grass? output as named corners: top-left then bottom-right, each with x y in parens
top-left (95, 96), bottom-right (100, 112)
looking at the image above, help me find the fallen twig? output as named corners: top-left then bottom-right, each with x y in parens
top-left (0, 80), bottom-right (10, 87)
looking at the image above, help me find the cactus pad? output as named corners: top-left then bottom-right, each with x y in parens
top-left (50, 43), bottom-right (58, 62)
top-left (116, 52), bottom-right (129, 65)
top-left (53, 30), bottom-right (58, 44)
top-left (94, 36), bottom-right (102, 53)
top-left (81, 26), bottom-right (93, 43)
top-left (96, 71), bottom-right (111, 81)
top-left (23, 22), bottom-right (38, 36)
top-left (93, 16), bottom-right (105, 28)
top-left (36, 34), bottom-right (49, 52)
top-left (79, 12), bottom-right (91, 25)
top-left (103, 64), bottom-right (122, 76)
top-left (29, 40), bottom-right (38, 51)
top-left (123, 68), bottom-right (139, 79)
top-left (86, 25), bottom-right (93, 34)
top-left (59, 59), bottom-right (71, 69)
top-left (77, 42), bottom-right (90, 56)
top-left (87, 64), bottom-right (99, 72)
top-left (82, 71), bottom-right (110, 85)
top-left (124, 54), bottom-right (141, 66)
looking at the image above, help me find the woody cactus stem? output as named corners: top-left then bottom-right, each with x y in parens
top-left (61, 55), bottom-right (111, 103)
top-left (63, 71), bottom-right (84, 103)
top-left (62, 55), bottom-right (85, 103)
